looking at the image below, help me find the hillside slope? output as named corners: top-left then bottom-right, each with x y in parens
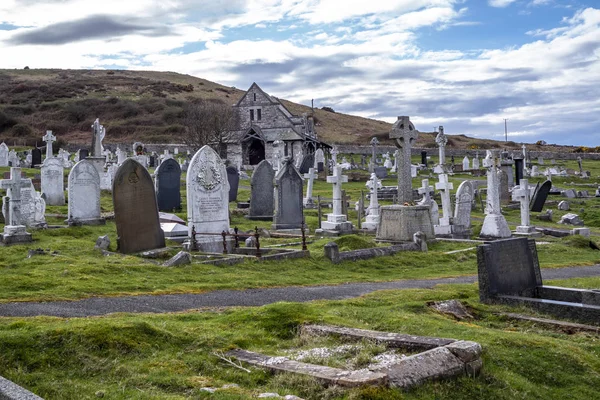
top-left (0, 69), bottom-right (579, 153)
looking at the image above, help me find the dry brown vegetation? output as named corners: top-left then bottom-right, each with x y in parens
top-left (0, 69), bottom-right (579, 152)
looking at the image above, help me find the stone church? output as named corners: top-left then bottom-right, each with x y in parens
top-left (222, 83), bottom-right (330, 169)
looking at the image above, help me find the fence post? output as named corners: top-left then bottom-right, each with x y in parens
top-left (221, 231), bottom-right (228, 255)
top-left (234, 227), bottom-right (239, 248)
top-left (255, 226), bottom-right (262, 258)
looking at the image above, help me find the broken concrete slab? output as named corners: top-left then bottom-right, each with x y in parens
top-left (371, 346), bottom-right (467, 388)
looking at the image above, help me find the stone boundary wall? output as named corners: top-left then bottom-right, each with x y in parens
top-left (0, 376), bottom-right (44, 400)
top-left (334, 145), bottom-right (600, 161)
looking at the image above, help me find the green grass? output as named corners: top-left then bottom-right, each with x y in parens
top-left (1, 279), bottom-right (599, 399)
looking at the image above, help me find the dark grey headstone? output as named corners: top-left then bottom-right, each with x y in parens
top-left (514, 158), bottom-right (524, 186)
top-left (155, 158), bottom-right (181, 212)
top-left (248, 160), bottom-right (275, 220)
top-left (272, 159), bottom-right (304, 230)
top-left (149, 155), bottom-right (155, 168)
top-left (113, 158), bottom-right (165, 254)
top-left (227, 166), bottom-right (240, 202)
top-left (31, 148), bottom-right (42, 167)
top-left (299, 153), bottom-right (315, 174)
top-left (477, 237), bottom-right (541, 302)
top-left (79, 149), bottom-right (89, 160)
top-left (421, 151), bottom-right (427, 165)
top-left (374, 166), bottom-right (388, 179)
top-left (317, 162), bottom-right (324, 172)
top-left (530, 180), bottom-right (552, 212)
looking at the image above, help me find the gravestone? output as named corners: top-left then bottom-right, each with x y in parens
top-left (480, 151), bottom-right (511, 239)
top-left (113, 158), bottom-right (165, 253)
top-left (186, 145), bottom-right (230, 251)
top-left (390, 116), bottom-right (418, 204)
top-left (41, 157), bottom-right (65, 206)
top-left (320, 165), bottom-right (353, 232)
top-left (8, 150), bottom-right (19, 167)
top-left (79, 149), bottom-right (89, 160)
top-left (514, 157), bottom-right (524, 186)
top-left (376, 205), bottom-right (434, 241)
top-left (42, 130), bottom-right (56, 160)
top-left (303, 167), bottom-right (317, 208)
top-left (462, 156), bottom-right (470, 171)
top-left (453, 180), bottom-right (474, 236)
top-left (248, 160), bottom-right (275, 220)
top-left (362, 173), bottom-right (381, 231)
top-left (67, 160), bottom-right (105, 226)
top-left (435, 126), bottom-right (447, 168)
top-left (477, 238), bottom-right (539, 302)
top-left (421, 151), bottom-right (427, 166)
top-left (299, 153), bottom-right (315, 174)
top-left (512, 179), bottom-right (535, 235)
top-left (272, 158), bottom-right (304, 230)
top-left (31, 148), bottom-right (42, 168)
top-left (155, 158), bottom-right (181, 212)
top-left (530, 180), bottom-right (552, 212)
top-left (314, 149), bottom-right (325, 172)
top-left (0, 143), bottom-right (8, 167)
top-left (0, 167), bottom-right (33, 244)
top-left (417, 179), bottom-right (439, 225)
top-left (374, 166), bottom-right (388, 179)
top-left (498, 169), bottom-right (509, 204)
top-left (226, 165), bottom-right (240, 202)
top-left (434, 173), bottom-right (453, 235)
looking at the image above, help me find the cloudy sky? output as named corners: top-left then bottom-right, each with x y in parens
top-left (1, 0), bottom-right (599, 146)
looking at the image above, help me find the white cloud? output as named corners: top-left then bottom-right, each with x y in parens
top-left (488, 0), bottom-right (517, 7)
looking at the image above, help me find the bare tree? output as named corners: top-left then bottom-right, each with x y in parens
top-left (182, 99), bottom-right (239, 153)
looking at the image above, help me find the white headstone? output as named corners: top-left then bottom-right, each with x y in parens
top-left (186, 145), bottom-right (230, 237)
top-left (0, 143), bottom-right (8, 167)
top-left (20, 181), bottom-right (46, 227)
top-left (67, 160), bottom-right (104, 225)
top-left (512, 179), bottom-right (534, 234)
top-left (417, 178), bottom-right (439, 225)
top-left (462, 156), bottom-right (470, 171)
top-left (453, 180), bottom-right (474, 232)
top-left (41, 157), bottom-right (65, 206)
top-left (434, 174), bottom-right (454, 234)
top-left (8, 150), bottom-right (19, 167)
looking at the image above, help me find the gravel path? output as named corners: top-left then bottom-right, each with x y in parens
top-left (1, 265), bottom-right (599, 318)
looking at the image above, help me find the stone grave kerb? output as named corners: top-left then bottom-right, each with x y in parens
top-left (390, 117), bottom-right (418, 205)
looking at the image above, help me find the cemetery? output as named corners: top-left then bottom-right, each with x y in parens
top-left (1, 120), bottom-right (600, 398)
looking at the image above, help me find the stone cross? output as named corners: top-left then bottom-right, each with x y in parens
top-left (327, 165), bottom-right (348, 217)
top-left (367, 173), bottom-right (380, 215)
top-left (369, 137), bottom-right (379, 172)
top-left (91, 118), bottom-right (104, 157)
top-left (390, 117), bottom-right (418, 204)
top-left (435, 174), bottom-right (454, 226)
top-left (0, 167), bottom-right (32, 226)
top-left (577, 156), bottom-right (583, 174)
top-left (42, 130), bottom-right (56, 160)
top-left (435, 126), bottom-right (447, 166)
top-left (512, 179), bottom-right (533, 232)
top-left (418, 179), bottom-right (434, 204)
top-left (303, 167), bottom-right (317, 207)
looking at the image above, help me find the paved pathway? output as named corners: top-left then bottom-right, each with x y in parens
top-left (1, 265), bottom-right (600, 318)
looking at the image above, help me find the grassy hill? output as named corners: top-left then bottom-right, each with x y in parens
top-left (0, 69), bottom-right (581, 152)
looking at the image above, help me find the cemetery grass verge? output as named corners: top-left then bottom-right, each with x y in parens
top-left (0, 278), bottom-right (599, 399)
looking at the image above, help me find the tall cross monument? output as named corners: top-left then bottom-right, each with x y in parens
top-left (390, 116), bottom-right (418, 204)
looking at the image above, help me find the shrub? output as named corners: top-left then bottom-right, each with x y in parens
top-left (321, 106), bottom-right (335, 113)
top-left (65, 103), bottom-right (88, 123)
top-left (0, 110), bottom-right (18, 130)
top-left (12, 123), bottom-right (32, 137)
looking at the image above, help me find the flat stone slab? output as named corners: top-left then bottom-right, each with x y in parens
top-left (301, 325), bottom-right (455, 350)
top-left (372, 346), bottom-right (466, 388)
top-left (0, 375), bottom-right (44, 399)
top-left (499, 312), bottom-right (600, 334)
top-left (226, 349), bottom-right (388, 388)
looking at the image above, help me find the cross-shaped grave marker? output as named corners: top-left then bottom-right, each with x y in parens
top-left (435, 174), bottom-right (454, 226)
top-left (0, 167), bottom-right (33, 226)
top-left (511, 178), bottom-right (534, 234)
top-left (303, 167), bottom-right (317, 207)
top-left (362, 173), bottom-right (381, 230)
top-left (42, 130), bottom-right (56, 160)
top-left (390, 118), bottom-right (418, 204)
top-left (320, 165), bottom-right (353, 231)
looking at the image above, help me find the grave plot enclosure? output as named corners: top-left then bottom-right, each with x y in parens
top-left (478, 237), bottom-right (600, 324)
